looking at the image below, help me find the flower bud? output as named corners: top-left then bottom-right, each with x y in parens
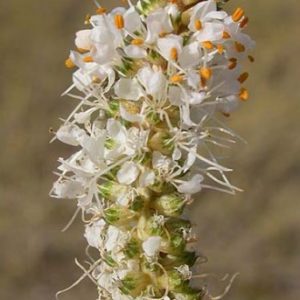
top-left (152, 194), bottom-right (185, 217)
top-left (120, 272), bottom-right (151, 297)
top-left (98, 181), bottom-right (127, 201)
top-left (159, 251), bottom-right (197, 269)
top-left (148, 131), bottom-right (174, 156)
top-left (104, 205), bottom-right (136, 225)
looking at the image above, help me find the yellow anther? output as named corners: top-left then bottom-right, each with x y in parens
top-left (170, 47), bottom-right (178, 60)
top-left (84, 14), bottom-right (91, 25)
top-left (200, 67), bottom-right (212, 80)
top-left (65, 58), bottom-right (75, 69)
top-left (248, 55), bottom-right (255, 63)
top-left (77, 48), bottom-right (89, 53)
top-left (239, 88), bottom-right (249, 101)
top-left (240, 17), bottom-right (249, 28)
top-left (131, 38), bottom-right (144, 46)
top-left (83, 56), bottom-right (94, 63)
top-left (202, 41), bottom-right (214, 50)
top-left (217, 44), bottom-right (224, 54)
top-left (92, 76), bottom-right (102, 84)
top-left (228, 58), bottom-right (237, 70)
top-left (194, 20), bottom-right (203, 31)
top-left (170, 74), bottom-right (184, 83)
top-left (235, 41), bottom-right (245, 52)
top-left (232, 7), bottom-right (244, 22)
top-left (222, 31), bottom-right (231, 39)
top-left (114, 14), bottom-right (124, 30)
top-left (238, 72), bottom-right (249, 83)
top-left (96, 7), bottom-right (107, 15)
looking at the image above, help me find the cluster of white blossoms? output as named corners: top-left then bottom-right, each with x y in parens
top-left (51, 0), bottom-right (255, 299)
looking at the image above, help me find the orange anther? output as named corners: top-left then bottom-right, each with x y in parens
top-left (240, 17), bottom-right (249, 28)
top-left (238, 72), bottom-right (249, 83)
top-left (202, 41), bottom-right (214, 50)
top-left (114, 14), bottom-right (124, 30)
top-left (239, 88), bottom-right (249, 101)
top-left (228, 58), bottom-right (237, 70)
top-left (83, 56), bottom-right (94, 63)
top-left (235, 41), bottom-right (245, 52)
top-left (217, 44), bottom-right (224, 54)
top-left (248, 55), bottom-right (255, 63)
top-left (170, 74), bottom-right (184, 83)
top-left (96, 7), bottom-right (107, 15)
top-left (232, 7), bottom-right (244, 22)
top-left (223, 31), bottom-right (231, 39)
top-left (170, 47), bottom-right (178, 60)
top-left (65, 58), bottom-right (75, 69)
top-left (195, 20), bottom-right (203, 31)
top-left (131, 38), bottom-right (144, 46)
top-left (200, 67), bottom-right (212, 80)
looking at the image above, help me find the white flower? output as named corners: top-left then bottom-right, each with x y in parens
top-left (177, 174), bottom-right (204, 194)
top-left (137, 65), bottom-right (167, 98)
top-left (84, 219), bottom-right (106, 249)
top-left (117, 161), bottom-right (140, 185)
top-left (145, 8), bottom-right (173, 44)
top-left (114, 78), bottom-right (144, 101)
top-left (142, 236), bottom-right (162, 257)
top-left (75, 29), bottom-right (92, 51)
top-left (157, 34), bottom-right (183, 61)
top-left (139, 169), bottom-right (155, 187)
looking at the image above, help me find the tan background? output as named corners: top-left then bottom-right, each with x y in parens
top-left (0, 0), bottom-right (299, 299)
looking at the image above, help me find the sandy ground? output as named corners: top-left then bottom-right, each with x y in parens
top-left (0, 0), bottom-right (299, 299)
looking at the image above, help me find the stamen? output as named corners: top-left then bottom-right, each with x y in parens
top-left (248, 55), bottom-right (255, 63)
top-left (202, 41), bottom-right (214, 50)
top-left (131, 38), bottom-right (144, 46)
top-left (114, 14), bottom-right (124, 30)
top-left (84, 14), bottom-right (91, 25)
top-left (170, 74), bottom-right (184, 83)
top-left (240, 17), bottom-right (249, 28)
top-left (222, 31), bottom-right (231, 39)
top-left (239, 88), bottom-right (249, 101)
top-left (96, 7), bottom-right (107, 14)
top-left (238, 72), bottom-right (249, 83)
top-left (65, 58), bottom-right (75, 69)
top-left (83, 56), bottom-right (94, 63)
top-left (232, 7), bottom-right (244, 22)
top-left (200, 67), bottom-right (212, 80)
top-left (170, 47), bottom-right (178, 60)
top-left (235, 41), bottom-right (246, 52)
top-left (194, 20), bottom-right (203, 31)
top-left (228, 58), bottom-right (237, 70)
top-left (217, 44), bottom-right (224, 54)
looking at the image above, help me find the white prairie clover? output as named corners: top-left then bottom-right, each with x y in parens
top-left (51, 0), bottom-right (255, 299)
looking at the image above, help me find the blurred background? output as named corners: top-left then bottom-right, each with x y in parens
top-left (0, 0), bottom-right (299, 299)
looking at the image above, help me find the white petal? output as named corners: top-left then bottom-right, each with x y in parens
top-left (137, 66), bottom-right (167, 97)
top-left (84, 220), bottom-right (106, 248)
top-left (142, 236), bottom-right (161, 257)
top-left (145, 9), bottom-right (173, 43)
top-left (114, 78), bottom-right (143, 101)
top-left (168, 86), bottom-right (183, 106)
top-left (157, 34), bottom-right (183, 61)
top-left (75, 29), bottom-right (92, 50)
top-left (179, 42), bottom-right (201, 69)
top-left (120, 105), bottom-right (144, 123)
top-left (194, 22), bottom-right (224, 42)
top-left (52, 180), bottom-right (84, 199)
top-left (177, 174), bottom-right (204, 194)
top-left (117, 161), bottom-right (140, 185)
top-left (124, 7), bottom-right (142, 33)
top-left (56, 124), bottom-right (87, 146)
top-left (139, 169), bottom-right (155, 187)
top-left (124, 45), bottom-right (147, 59)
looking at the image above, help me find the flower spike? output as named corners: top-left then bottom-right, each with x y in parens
top-left (52, 0), bottom-right (255, 299)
